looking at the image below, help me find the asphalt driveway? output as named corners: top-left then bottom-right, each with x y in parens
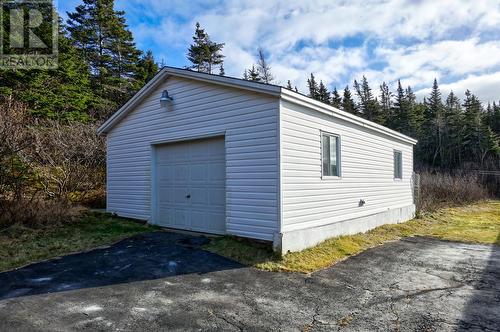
top-left (0, 232), bottom-right (498, 331)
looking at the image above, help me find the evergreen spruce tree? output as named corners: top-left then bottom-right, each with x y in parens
top-left (405, 86), bottom-right (422, 138)
top-left (485, 102), bottom-right (500, 136)
top-left (341, 86), bottom-right (357, 115)
top-left (390, 80), bottom-right (418, 135)
top-left (187, 23), bottom-right (207, 72)
top-left (317, 81), bottom-right (330, 104)
top-left (353, 76), bottom-right (381, 123)
top-left (247, 66), bottom-right (261, 82)
top-left (379, 82), bottom-right (392, 127)
top-left (443, 91), bottom-right (463, 167)
top-left (242, 69), bottom-right (249, 80)
top-left (219, 63), bottom-right (225, 76)
top-left (307, 73), bottom-right (319, 100)
top-left (67, 0), bottom-right (144, 118)
top-left (331, 87), bottom-right (342, 109)
top-left (423, 79), bottom-right (445, 167)
top-left (186, 22), bottom-right (224, 74)
top-left (0, 17), bottom-right (93, 121)
top-left (494, 102), bottom-right (500, 135)
top-left (286, 80), bottom-right (293, 90)
top-left (206, 38), bottom-right (225, 74)
top-left (479, 125), bottom-right (500, 167)
top-left (462, 90), bottom-right (484, 165)
top-left (136, 50), bottom-right (158, 84)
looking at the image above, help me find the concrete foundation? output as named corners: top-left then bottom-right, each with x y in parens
top-left (274, 204), bottom-right (416, 254)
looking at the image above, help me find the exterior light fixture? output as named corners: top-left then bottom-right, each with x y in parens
top-left (160, 90), bottom-right (173, 108)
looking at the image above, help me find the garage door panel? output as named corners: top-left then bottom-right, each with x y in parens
top-left (209, 188), bottom-right (225, 206)
top-left (190, 210), bottom-right (207, 231)
top-left (210, 162), bottom-right (225, 180)
top-left (158, 165), bottom-right (174, 182)
top-left (155, 137), bottom-right (226, 234)
top-left (190, 187), bottom-right (208, 204)
top-left (190, 164), bottom-right (207, 181)
top-left (157, 208), bottom-right (174, 225)
top-left (207, 212), bottom-right (225, 233)
top-left (174, 165), bottom-right (189, 182)
top-left (189, 142), bottom-right (210, 160)
top-left (209, 140), bottom-right (225, 157)
top-left (173, 187), bottom-right (189, 204)
top-left (158, 187), bottom-right (176, 204)
top-left (173, 209), bottom-right (189, 227)
top-left (173, 145), bottom-right (189, 162)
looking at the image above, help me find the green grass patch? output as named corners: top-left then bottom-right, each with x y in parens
top-left (0, 211), bottom-right (158, 272)
top-left (205, 201), bottom-right (500, 273)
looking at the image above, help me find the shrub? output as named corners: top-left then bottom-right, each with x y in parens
top-left (27, 119), bottom-right (105, 200)
top-left (418, 171), bottom-right (491, 212)
top-left (0, 197), bottom-right (84, 229)
top-left (0, 97), bottom-right (105, 228)
top-left (69, 188), bottom-right (106, 208)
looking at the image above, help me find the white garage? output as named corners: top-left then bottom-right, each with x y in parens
top-left (98, 66), bottom-right (417, 254)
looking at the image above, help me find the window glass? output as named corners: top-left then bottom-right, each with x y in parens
top-left (322, 134), bottom-right (340, 177)
top-left (394, 151), bottom-right (402, 179)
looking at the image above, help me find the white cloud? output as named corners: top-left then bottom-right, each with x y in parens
top-left (415, 72), bottom-right (500, 104)
top-left (58, 0), bottom-right (500, 102)
top-left (375, 39), bottom-right (500, 77)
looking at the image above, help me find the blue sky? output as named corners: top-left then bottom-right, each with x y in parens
top-left (58, 0), bottom-right (500, 103)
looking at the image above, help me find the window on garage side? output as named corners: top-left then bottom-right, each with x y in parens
top-left (394, 150), bottom-right (403, 179)
top-left (322, 133), bottom-right (341, 177)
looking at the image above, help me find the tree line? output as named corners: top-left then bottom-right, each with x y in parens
top-left (0, 0), bottom-right (498, 173)
top-left (187, 21), bottom-right (500, 172)
top-left (300, 74), bottom-right (500, 170)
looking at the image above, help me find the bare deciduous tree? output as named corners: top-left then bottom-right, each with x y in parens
top-left (0, 97), bottom-right (34, 201)
top-left (28, 120), bottom-right (105, 200)
top-left (256, 48), bottom-right (274, 84)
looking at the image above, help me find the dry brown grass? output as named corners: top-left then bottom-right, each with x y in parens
top-left (0, 211), bottom-right (157, 272)
top-left (0, 198), bottom-right (84, 229)
top-left (418, 171), bottom-right (491, 212)
top-left (205, 201), bottom-right (500, 273)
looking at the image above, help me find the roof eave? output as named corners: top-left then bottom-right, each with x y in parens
top-left (97, 67), bottom-right (282, 135)
top-left (97, 67), bottom-right (170, 135)
top-left (280, 88), bottom-right (418, 145)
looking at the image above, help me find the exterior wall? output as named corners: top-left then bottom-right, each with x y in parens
top-left (278, 100), bottom-right (415, 252)
top-left (106, 76), bottom-right (280, 241)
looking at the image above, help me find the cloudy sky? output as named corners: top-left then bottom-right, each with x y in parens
top-left (58, 0), bottom-right (500, 103)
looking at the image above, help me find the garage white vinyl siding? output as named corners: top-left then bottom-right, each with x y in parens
top-left (106, 76), bottom-right (280, 241)
top-left (279, 100), bottom-right (414, 232)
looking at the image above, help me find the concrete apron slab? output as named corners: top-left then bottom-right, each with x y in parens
top-left (0, 235), bottom-right (498, 331)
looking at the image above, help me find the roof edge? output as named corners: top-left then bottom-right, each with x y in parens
top-left (97, 66), bottom-right (417, 145)
top-left (97, 67), bottom-right (169, 135)
top-left (280, 88), bottom-right (418, 145)
top-left (97, 67), bottom-right (281, 135)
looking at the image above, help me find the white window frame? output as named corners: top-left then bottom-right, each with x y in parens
top-left (394, 150), bottom-right (403, 180)
top-left (321, 131), bottom-right (341, 179)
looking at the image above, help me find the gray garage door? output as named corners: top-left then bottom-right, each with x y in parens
top-left (155, 137), bottom-right (226, 234)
